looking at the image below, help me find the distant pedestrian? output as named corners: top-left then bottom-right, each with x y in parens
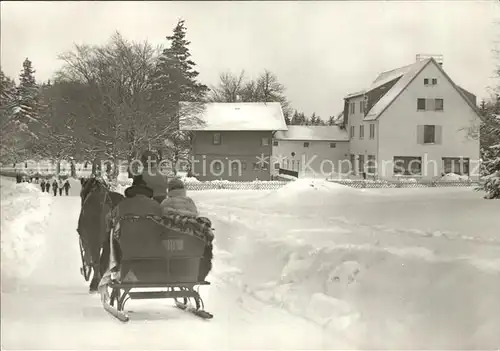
top-left (15, 174), bottom-right (22, 183)
top-left (35, 175), bottom-right (40, 184)
top-left (63, 180), bottom-right (71, 196)
top-left (52, 179), bottom-right (58, 196)
top-left (45, 181), bottom-right (51, 193)
top-left (40, 180), bottom-right (46, 192)
top-left (58, 179), bottom-right (64, 196)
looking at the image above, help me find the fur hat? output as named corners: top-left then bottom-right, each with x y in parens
top-left (125, 175), bottom-right (153, 198)
top-left (167, 177), bottom-right (185, 192)
top-left (141, 150), bottom-right (158, 168)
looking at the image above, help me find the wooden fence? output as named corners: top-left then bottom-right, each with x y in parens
top-left (184, 181), bottom-right (289, 191)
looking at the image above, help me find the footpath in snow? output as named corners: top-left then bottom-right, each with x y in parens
top-left (0, 177), bottom-right (342, 350)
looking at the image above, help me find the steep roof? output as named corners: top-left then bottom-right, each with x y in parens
top-left (364, 58), bottom-right (431, 120)
top-left (179, 102), bottom-right (288, 131)
top-left (274, 125), bottom-right (349, 141)
top-left (345, 58), bottom-right (481, 122)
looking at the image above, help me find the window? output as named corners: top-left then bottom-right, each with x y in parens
top-left (358, 154), bottom-right (365, 173)
top-left (213, 133), bottom-right (221, 145)
top-left (432, 78), bottom-right (437, 85)
top-left (424, 78), bottom-right (429, 85)
top-left (252, 162), bottom-right (260, 171)
top-left (359, 101), bottom-right (364, 114)
top-left (350, 102), bottom-right (355, 115)
top-left (213, 161), bottom-right (222, 171)
top-left (417, 125), bottom-right (441, 145)
top-left (442, 157), bottom-right (470, 175)
top-left (423, 125), bottom-right (436, 144)
top-left (393, 156), bottom-right (422, 176)
top-left (435, 98), bottom-right (444, 111)
top-left (417, 98), bottom-right (444, 111)
top-left (367, 155), bottom-right (376, 175)
top-left (417, 98), bottom-right (426, 111)
top-left (359, 125), bottom-right (364, 139)
top-left (350, 125), bottom-right (355, 139)
top-left (261, 137), bottom-right (269, 146)
top-left (231, 161), bottom-right (241, 172)
top-left (274, 162), bottom-right (280, 170)
top-left (369, 124), bottom-right (375, 139)
top-left (329, 142), bottom-right (336, 148)
top-left (303, 142), bottom-right (310, 148)
top-left (262, 162), bottom-right (268, 170)
top-left (273, 140), bottom-right (279, 146)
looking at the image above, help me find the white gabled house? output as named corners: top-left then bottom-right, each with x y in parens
top-left (341, 55), bottom-right (482, 180)
top-left (272, 125), bottom-right (349, 178)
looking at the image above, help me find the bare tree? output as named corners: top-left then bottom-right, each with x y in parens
top-left (55, 32), bottom-right (164, 177)
top-left (207, 71), bottom-right (247, 102)
top-left (208, 69), bottom-right (292, 119)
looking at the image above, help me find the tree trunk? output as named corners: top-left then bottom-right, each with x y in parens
top-left (70, 160), bottom-right (76, 177)
top-left (56, 160), bottom-right (61, 177)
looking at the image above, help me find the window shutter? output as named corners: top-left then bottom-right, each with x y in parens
top-left (426, 98), bottom-right (435, 111)
top-left (417, 125), bottom-right (424, 144)
top-left (435, 125), bottom-right (442, 144)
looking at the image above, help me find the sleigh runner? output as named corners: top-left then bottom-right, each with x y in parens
top-left (99, 212), bottom-right (215, 322)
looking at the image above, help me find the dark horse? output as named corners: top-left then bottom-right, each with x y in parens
top-left (78, 177), bottom-right (125, 292)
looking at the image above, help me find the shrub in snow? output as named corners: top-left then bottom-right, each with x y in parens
top-left (479, 144), bottom-right (500, 199)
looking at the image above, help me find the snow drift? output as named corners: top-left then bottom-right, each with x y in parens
top-left (1, 177), bottom-right (53, 288)
top-left (196, 181), bottom-right (500, 349)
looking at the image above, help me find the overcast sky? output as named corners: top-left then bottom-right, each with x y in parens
top-left (1, 1), bottom-right (499, 119)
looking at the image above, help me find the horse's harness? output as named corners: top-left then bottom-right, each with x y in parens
top-left (81, 179), bottom-right (115, 214)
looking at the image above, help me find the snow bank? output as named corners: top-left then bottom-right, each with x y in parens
top-left (1, 178), bottom-right (53, 288)
top-left (210, 217), bottom-right (500, 349)
top-left (262, 178), bottom-right (373, 208)
top-left (440, 172), bottom-right (470, 181)
top-left (200, 186), bottom-right (500, 349)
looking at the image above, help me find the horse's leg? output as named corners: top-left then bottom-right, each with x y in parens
top-left (88, 241), bottom-right (103, 293)
top-left (99, 238), bottom-right (111, 277)
top-left (89, 264), bottom-right (101, 293)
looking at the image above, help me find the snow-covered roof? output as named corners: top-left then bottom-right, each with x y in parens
top-left (364, 58), bottom-right (431, 121)
top-left (355, 58), bottom-right (481, 121)
top-left (274, 126), bottom-right (349, 141)
top-left (179, 102), bottom-right (288, 131)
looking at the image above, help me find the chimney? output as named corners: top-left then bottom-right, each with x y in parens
top-left (416, 53), bottom-right (443, 66)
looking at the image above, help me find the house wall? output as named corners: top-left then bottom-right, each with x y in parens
top-left (271, 139), bottom-right (350, 178)
top-left (378, 61), bottom-right (481, 180)
top-left (191, 130), bottom-right (273, 181)
top-left (345, 95), bottom-right (379, 176)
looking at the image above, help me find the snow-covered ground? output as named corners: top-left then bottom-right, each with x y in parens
top-left (1, 177), bottom-right (499, 349)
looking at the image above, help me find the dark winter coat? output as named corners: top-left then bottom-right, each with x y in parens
top-left (141, 167), bottom-right (168, 199)
top-left (63, 181), bottom-right (71, 190)
top-left (52, 181), bottom-right (58, 189)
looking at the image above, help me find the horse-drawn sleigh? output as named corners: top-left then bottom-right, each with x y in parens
top-left (77, 177), bottom-right (214, 322)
